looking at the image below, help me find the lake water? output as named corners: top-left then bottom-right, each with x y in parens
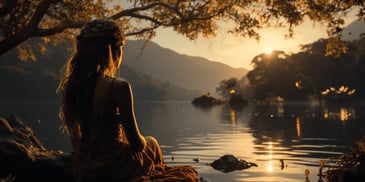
top-left (1, 100), bottom-right (364, 182)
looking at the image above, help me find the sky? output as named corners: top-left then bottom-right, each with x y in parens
top-left (151, 16), bottom-right (359, 70)
top-left (118, 1), bottom-right (360, 70)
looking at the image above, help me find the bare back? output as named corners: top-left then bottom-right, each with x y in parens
top-left (91, 77), bottom-right (146, 151)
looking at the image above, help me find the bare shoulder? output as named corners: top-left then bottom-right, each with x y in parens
top-left (111, 77), bottom-right (133, 100)
top-left (113, 77), bottom-right (131, 89)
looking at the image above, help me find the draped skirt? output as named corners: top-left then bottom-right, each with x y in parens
top-left (74, 136), bottom-right (198, 182)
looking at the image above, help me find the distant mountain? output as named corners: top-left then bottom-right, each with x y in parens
top-left (119, 65), bottom-right (199, 101)
top-left (123, 40), bottom-right (248, 94)
top-left (342, 19), bottom-right (365, 41)
top-left (0, 40), bottom-right (198, 101)
top-left (0, 43), bottom-right (64, 101)
top-left (0, 39), bottom-right (246, 101)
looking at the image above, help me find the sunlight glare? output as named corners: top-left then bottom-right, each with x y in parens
top-left (267, 160), bottom-right (274, 172)
top-left (340, 107), bottom-right (350, 121)
top-left (266, 142), bottom-right (274, 172)
top-left (296, 117), bottom-right (301, 137)
top-left (229, 108), bottom-right (236, 126)
top-left (264, 48), bottom-right (273, 54)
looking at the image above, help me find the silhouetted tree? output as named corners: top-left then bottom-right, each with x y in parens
top-left (2, 0), bottom-right (365, 60)
top-left (247, 50), bottom-right (299, 100)
top-left (216, 78), bottom-right (240, 99)
top-left (246, 36), bottom-right (365, 101)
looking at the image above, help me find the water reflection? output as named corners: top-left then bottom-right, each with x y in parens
top-left (296, 117), bottom-right (301, 137)
top-left (1, 101), bottom-right (364, 182)
top-left (322, 106), bottom-right (356, 121)
top-left (266, 141), bottom-right (274, 173)
top-left (229, 108), bottom-right (236, 126)
top-left (249, 103), bottom-right (360, 140)
top-left (214, 102), bottom-right (365, 181)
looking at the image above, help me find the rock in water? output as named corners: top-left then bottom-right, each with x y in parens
top-left (210, 154), bottom-right (258, 173)
top-left (0, 115), bottom-right (74, 182)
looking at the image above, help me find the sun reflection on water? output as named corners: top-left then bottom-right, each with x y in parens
top-left (230, 108), bottom-right (236, 126)
top-left (296, 116), bottom-right (301, 137)
top-left (265, 142), bottom-right (275, 173)
top-left (154, 102), bottom-right (364, 182)
top-left (322, 106), bottom-right (356, 121)
top-left (267, 160), bottom-right (274, 172)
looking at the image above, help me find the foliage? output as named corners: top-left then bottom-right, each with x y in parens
top-left (246, 37), bottom-right (365, 101)
top-left (246, 50), bottom-right (300, 100)
top-left (216, 77), bottom-right (249, 107)
top-left (216, 78), bottom-right (240, 99)
top-left (321, 135), bottom-right (365, 182)
top-left (216, 77), bottom-right (252, 98)
top-left (321, 86), bottom-right (356, 104)
top-left (1, 0), bottom-right (365, 60)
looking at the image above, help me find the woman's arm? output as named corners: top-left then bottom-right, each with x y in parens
top-left (113, 79), bottom-right (146, 152)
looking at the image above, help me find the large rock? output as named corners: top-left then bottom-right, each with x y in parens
top-left (0, 115), bottom-right (74, 182)
top-left (210, 154), bottom-right (258, 173)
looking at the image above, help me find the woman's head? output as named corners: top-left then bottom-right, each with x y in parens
top-left (58, 19), bottom-right (125, 134)
top-left (75, 19), bottom-right (125, 77)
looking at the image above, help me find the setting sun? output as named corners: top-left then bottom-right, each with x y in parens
top-left (264, 48), bottom-right (273, 54)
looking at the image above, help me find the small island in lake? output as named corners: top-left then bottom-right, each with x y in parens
top-left (191, 93), bottom-right (225, 107)
top-left (191, 92), bottom-right (248, 108)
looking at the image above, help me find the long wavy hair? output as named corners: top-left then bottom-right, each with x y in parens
top-left (57, 19), bottom-right (125, 135)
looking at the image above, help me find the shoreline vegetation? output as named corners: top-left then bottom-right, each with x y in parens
top-left (319, 135), bottom-right (365, 182)
top-left (191, 92), bottom-right (365, 109)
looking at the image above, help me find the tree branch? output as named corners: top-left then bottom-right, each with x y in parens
top-left (0, 0), bottom-right (61, 55)
top-left (109, 2), bottom-right (181, 20)
top-left (28, 0), bottom-right (56, 30)
top-left (128, 13), bottom-right (164, 25)
top-left (125, 24), bottom-right (160, 37)
top-left (0, 0), bottom-right (18, 16)
top-left (33, 22), bottom-right (85, 37)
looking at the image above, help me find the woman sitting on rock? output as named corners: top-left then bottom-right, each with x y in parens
top-left (57, 19), bottom-right (197, 182)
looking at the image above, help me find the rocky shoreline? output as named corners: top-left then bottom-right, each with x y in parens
top-left (0, 115), bottom-right (74, 181)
